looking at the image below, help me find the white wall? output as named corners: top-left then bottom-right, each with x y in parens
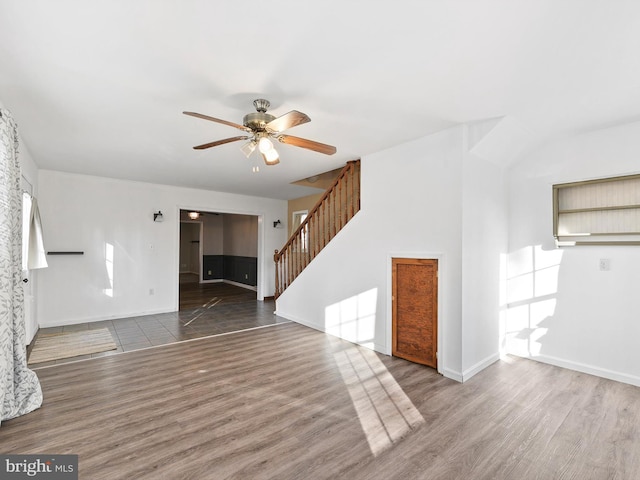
top-left (276, 126), bottom-right (467, 379)
top-left (461, 145), bottom-right (508, 379)
top-left (276, 125), bottom-right (508, 382)
top-left (506, 120), bottom-right (640, 386)
top-left (36, 170), bottom-right (287, 326)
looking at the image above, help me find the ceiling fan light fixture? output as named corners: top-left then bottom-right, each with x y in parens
top-left (241, 140), bottom-right (257, 158)
top-left (258, 137), bottom-right (274, 154)
top-left (262, 149), bottom-right (280, 165)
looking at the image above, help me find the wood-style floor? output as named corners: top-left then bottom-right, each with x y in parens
top-left (179, 274), bottom-right (257, 310)
top-left (4, 322), bottom-right (640, 479)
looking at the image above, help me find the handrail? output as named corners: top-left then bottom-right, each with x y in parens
top-left (274, 160), bottom-right (360, 298)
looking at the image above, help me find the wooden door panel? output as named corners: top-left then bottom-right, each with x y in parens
top-left (392, 258), bottom-right (438, 368)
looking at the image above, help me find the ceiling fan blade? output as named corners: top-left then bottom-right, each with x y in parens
top-left (183, 111), bottom-right (251, 132)
top-left (277, 135), bottom-right (337, 155)
top-left (193, 136), bottom-right (250, 150)
top-left (266, 110), bottom-right (311, 133)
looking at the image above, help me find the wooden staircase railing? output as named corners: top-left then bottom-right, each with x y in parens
top-left (274, 160), bottom-right (361, 299)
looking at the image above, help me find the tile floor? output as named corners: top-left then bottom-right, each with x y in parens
top-left (30, 298), bottom-right (288, 368)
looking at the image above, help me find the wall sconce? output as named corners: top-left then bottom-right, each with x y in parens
top-left (273, 219), bottom-right (282, 228)
top-left (153, 211), bottom-right (164, 222)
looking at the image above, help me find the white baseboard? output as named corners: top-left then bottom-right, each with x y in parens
top-left (443, 369), bottom-right (463, 383)
top-left (275, 310), bottom-right (318, 330)
top-left (510, 352), bottom-right (640, 388)
top-left (461, 353), bottom-right (500, 382)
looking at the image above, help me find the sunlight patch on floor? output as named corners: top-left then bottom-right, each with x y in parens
top-left (335, 345), bottom-right (424, 456)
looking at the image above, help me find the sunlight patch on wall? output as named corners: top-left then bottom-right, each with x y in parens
top-left (505, 245), bottom-right (563, 357)
top-left (325, 288), bottom-right (377, 349)
top-left (507, 245), bottom-right (563, 303)
top-left (507, 299), bottom-right (556, 355)
top-left (104, 242), bottom-right (114, 297)
top-left (334, 345), bottom-right (424, 456)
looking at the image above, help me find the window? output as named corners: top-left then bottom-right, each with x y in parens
top-left (291, 210), bottom-right (308, 251)
top-left (291, 210), bottom-right (308, 235)
top-left (22, 191), bottom-right (32, 271)
top-left (553, 173), bottom-right (640, 246)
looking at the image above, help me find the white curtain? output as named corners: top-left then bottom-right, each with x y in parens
top-left (0, 108), bottom-right (42, 424)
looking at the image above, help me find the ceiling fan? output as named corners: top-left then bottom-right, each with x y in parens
top-left (183, 99), bottom-right (336, 166)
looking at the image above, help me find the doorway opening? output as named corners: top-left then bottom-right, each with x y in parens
top-left (178, 209), bottom-right (260, 312)
top-left (179, 221), bottom-right (201, 283)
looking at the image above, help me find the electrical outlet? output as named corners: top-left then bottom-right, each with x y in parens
top-left (599, 259), bottom-right (610, 271)
top-left (245, 274), bottom-right (248, 279)
top-left (208, 270), bottom-right (212, 275)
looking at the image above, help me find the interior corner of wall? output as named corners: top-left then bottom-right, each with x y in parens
top-left (466, 116), bottom-right (504, 150)
top-left (461, 352), bottom-right (500, 383)
top-left (468, 116), bottom-right (537, 167)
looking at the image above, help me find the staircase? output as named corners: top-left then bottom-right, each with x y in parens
top-left (274, 160), bottom-right (361, 298)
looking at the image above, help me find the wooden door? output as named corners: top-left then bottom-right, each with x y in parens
top-left (392, 258), bottom-right (438, 368)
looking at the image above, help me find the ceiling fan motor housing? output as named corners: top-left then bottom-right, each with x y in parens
top-left (243, 112), bottom-right (276, 132)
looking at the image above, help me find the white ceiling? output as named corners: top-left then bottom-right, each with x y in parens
top-left (1, 0), bottom-right (640, 199)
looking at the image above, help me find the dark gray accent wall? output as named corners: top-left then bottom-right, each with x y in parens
top-left (203, 255), bottom-right (257, 287)
top-left (203, 255), bottom-right (224, 280)
top-left (224, 256), bottom-right (257, 286)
